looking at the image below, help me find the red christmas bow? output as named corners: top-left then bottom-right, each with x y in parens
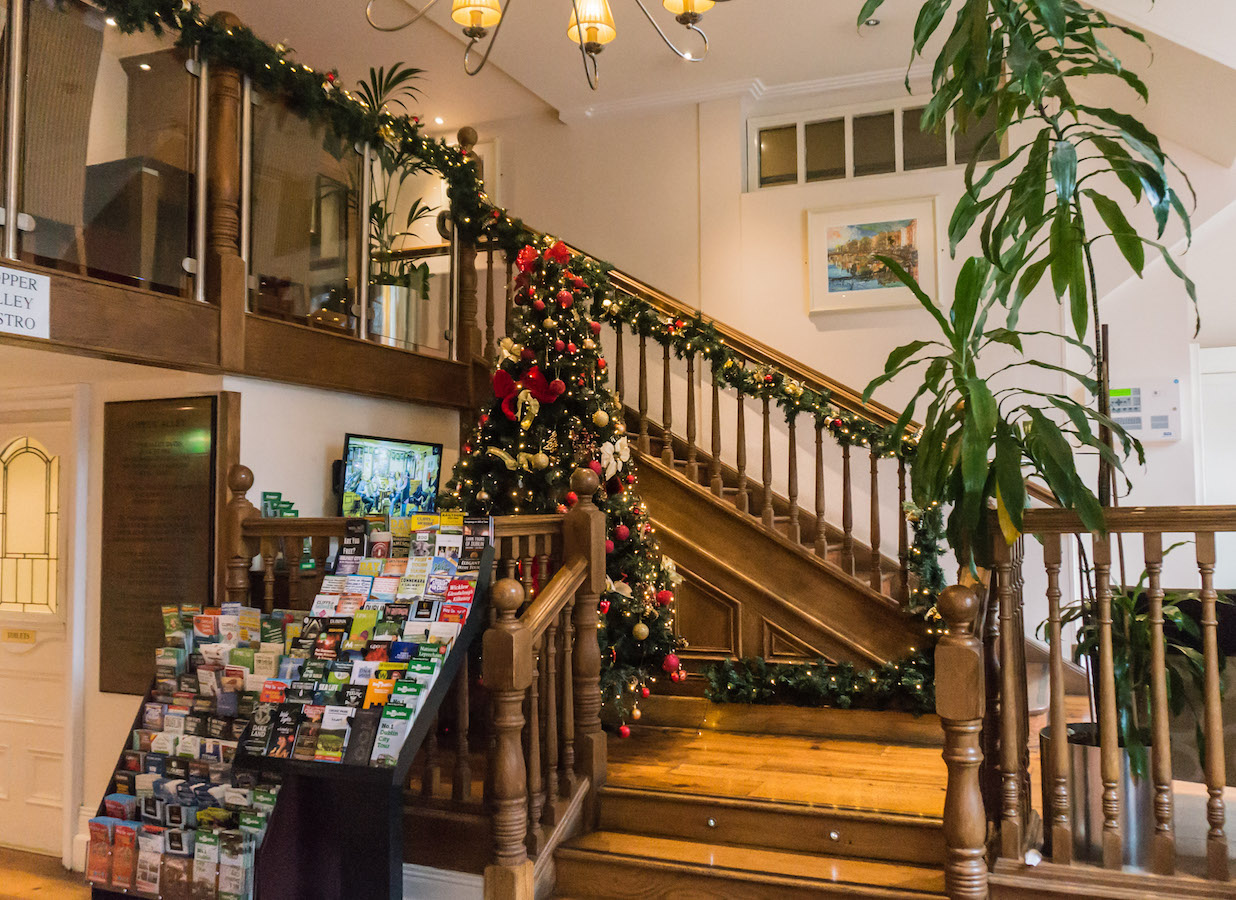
top-left (515, 245), bottom-right (539, 274)
top-left (493, 366), bottom-right (559, 420)
top-left (544, 241), bottom-right (571, 266)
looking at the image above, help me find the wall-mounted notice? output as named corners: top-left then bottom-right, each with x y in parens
top-left (0, 266), bottom-right (49, 340)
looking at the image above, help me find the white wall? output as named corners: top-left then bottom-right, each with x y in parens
top-left (223, 376), bottom-right (461, 517)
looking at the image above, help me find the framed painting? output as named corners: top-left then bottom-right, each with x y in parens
top-left (807, 197), bottom-right (939, 313)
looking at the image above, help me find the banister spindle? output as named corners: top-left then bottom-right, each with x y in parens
top-left (869, 449), bottom-right (882, 592)
top-left (1145, 532), bottom-right (1175, 875)
top-left (260, 537), bottom-right (277, 614)
top-left (814, 421), bottom-right (827, 558)
top-left (1196, 532), bottom-right (1229, 881)
top-left (786, 416), bottom-right (800, 543)
top-left (710, 379), bottom-right (723, 496)
top-left (736, 395), bottom-right (749, 514)
top-left (685, 354), bottom-right (698, 482)
top-left (662, 342), bottom-right (674, 467)
top-left (504, 253), bottom-right (514, 335)
top-left (485, 244), bottom-right (495, 362)
top-left (614, 325), bottom-right (625, 403)
top-left (525, 638), bottom-right (545, 852)
top-left (287, 538), bottom-right (304, 608)
top-left (897, 459), bottom-right (909, 602)
top-left (760, 397), bottom-right (774, 531)
top-left (541, 608), bottom-right (561, 822)
top-left (638, 333), bottom-right (650, 455)
top-left (1044, 533), bottom-right (1072, 864)
top-left (841, 443), bottom-right (855, 575)
top-left (454, 659), bottom-right (472, 801)
top-left (996, 536), bottom-right (1023, 859)
top-left (558, 603), bottom-right (576, 796)
top-left (1094, 534), bottom-right (1123, 869)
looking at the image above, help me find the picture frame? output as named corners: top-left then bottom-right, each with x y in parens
top-left (807, 196), bottom-right (939, 314)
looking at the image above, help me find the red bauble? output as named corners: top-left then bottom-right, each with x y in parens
top-left (533, 299), bottom-right (546, 311)
top-left (567, 342), bottom-right (577, 354)
top-left (598, 359), bottom-right (607, 370)
top-left (641, 686), bottom-right (651, 698)
top-left (566, 491), bottom-right (579, 506)
top-left (618, 725), bottom-right (631, 739)
top-left (479, 414), bottom-right (489, 425)
top-left (325, 71), bottom-right (336, 83)
top-left (656, 589), bottom-right (674, 607)
top-left (675, 319), bottom-right (685, 329)
top-left (557, 290), bottom-right (574, 309)
top-left (521, 348), bottom-right (535, 360)
top-left (589, 460), bottom-right (603, 475)
top-left (614, 524), bottom-right (630, 541)
top-left (554, 339), bottom-right (566, 352)
top-left (598, 598), bottom-right (610, 614)
top-left (590, 321), bottom-right (602, 335)
top-left (550, 379), bottom-right (567, 395)
top-left (605, 539), bottom-right (615, 554)
top-left (661, 654), bottom-right (680, 673)
top-left (626, 474), bottom-right (636, 484)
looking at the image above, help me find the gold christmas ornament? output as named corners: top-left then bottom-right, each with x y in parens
top-left (543, 317), bottom-right (557, 328)
top-left (584, 338), bottom-right (596, 350)
top-left (532, 452), bottom-right (550, 470)
top-left (632, 622), bottom-right (649, 640)
top-left (593, 409), bottom-right (610, 427)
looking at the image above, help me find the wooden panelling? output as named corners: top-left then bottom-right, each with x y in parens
top-left (763, 619), bottom-right (825, 662)
top-left (241, 314), bottom-right (472, 408)
top-left (989, 858), bottom-right (1236, 899)
top-left (674, 566), bottom-right (741, 660)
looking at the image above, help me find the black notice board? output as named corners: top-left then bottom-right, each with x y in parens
top-left (100, 396), bottom-right (217, 695)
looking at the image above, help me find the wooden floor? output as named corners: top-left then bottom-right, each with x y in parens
top-left (608, 725), bottom-right (947, 818)
top-left (0, 847), bottom-right (89, 900)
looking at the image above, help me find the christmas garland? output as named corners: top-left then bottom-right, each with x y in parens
top-left (704, 652), bottom-right (935, 716)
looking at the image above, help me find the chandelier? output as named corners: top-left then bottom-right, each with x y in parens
top-left (365, 0), bottom-right (729, 90)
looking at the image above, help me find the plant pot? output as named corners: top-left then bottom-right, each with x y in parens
top-left (1040, 723), bottom-right (1156, 868)
top-left (367, 283), bottom-right (418, 348)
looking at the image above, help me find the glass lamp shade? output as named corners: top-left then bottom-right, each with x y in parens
top-left (451, 0), bottom-right (502, 29)
top-left (663, 0), bottom-right (715, 14)
top-left (567, 0), bottom-right (617, 46)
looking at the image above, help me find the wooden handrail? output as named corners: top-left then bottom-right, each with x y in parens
top-left (520, 555), bottom-right (588, 640)
top-left (1023, 504), bottom-right (1236, 534)
top-left (240, 517), bottom-right (349, 538)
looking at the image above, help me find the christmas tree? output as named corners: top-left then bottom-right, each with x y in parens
top-left (441, 237), bottom-right (684, 731)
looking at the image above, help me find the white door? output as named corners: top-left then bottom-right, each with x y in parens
top-left (0, 415), bottom-right (71, 856)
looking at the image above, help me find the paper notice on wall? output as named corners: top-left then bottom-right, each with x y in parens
top-left (0, 266), bottom-right (49, 340)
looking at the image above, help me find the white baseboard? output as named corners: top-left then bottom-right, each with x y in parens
top-left (402, 863), bottom-right (484, 899)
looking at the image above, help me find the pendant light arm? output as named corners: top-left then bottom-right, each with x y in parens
top-left (633, 0), bottom-right (708, 61)
top-left (365, 0), bottom-right (446, 32)
top-left (569, 0), bottom-right (601, 91)
top-left (462, 0), bottom-right (514, 76)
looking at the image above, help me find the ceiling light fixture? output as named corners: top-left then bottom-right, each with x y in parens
top-left (434, 116), bottom-right (445, 124)
top-left (365, 0), bottom-right (729, 91)
top-left (139, 62), bottom-right (152, 71)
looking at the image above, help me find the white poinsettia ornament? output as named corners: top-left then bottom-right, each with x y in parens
top-left (599, 435), bottom-right (630, 479)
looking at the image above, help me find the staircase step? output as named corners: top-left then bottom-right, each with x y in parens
top-left (554, 831), bottom-right (946, 899)
top-left (598, 785), bottom-right (944, 866)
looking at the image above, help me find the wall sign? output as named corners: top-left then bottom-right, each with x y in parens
top-left (0, 266), bottom-right (50, 340)
top-left (100, 397), bottom-right (217, 695)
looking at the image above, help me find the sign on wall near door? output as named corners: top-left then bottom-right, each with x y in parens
top-left (0, 266), bottom-right (50, 340)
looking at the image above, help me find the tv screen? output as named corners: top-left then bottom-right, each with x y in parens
top-left (339, 433), bottom-right (443, 518)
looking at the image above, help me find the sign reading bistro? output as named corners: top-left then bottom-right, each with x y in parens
top-left (0, 265), bottom-right (49, 340)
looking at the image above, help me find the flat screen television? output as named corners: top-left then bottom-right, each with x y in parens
top-left (338, 433), bottom-right (443, 518)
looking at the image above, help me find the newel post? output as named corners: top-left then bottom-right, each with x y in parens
top-left (565, 468), bottom-right (607, 825)
top-left (937, 584), bottom-right (990, 900)
top-left (224, 464), bottom-right (259, 607)
top-left (206, 12), bottom-right (247, 367)
top-left (482, 578), bottom-right (534, 900)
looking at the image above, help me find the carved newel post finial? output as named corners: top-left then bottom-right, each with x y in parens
top-left (571, 467), bottom-right (600, 504)
top-left (457, 126), bottom-right (479, 156)
top-left (936, 584), bottom-right (989, 900)
top-left (491, 577), bottom-right (524, 621)
top-left (228, 463), bottom-right (254, 498)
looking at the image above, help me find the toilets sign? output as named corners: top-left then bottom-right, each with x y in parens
top-left (0, 266), bottom-right (49, 340)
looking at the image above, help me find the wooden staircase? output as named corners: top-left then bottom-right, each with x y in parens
top-left (551, 723), bottom-right (948, 898)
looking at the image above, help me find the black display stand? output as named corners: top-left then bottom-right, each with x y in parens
top-left (90, 544), bottom-right (494, 900)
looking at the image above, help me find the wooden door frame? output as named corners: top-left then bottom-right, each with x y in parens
top-left (0, 384), bottom-right (88, 867)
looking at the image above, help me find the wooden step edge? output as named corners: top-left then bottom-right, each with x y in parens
top-left (556, 839), bottom-right (945, 899)
top-left (598, 784), bottom-right (943, 828)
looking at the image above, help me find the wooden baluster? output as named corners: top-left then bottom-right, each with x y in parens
top-left (259, 537), bottom-right (277, 614)
top-left (709, 380), bottom-right (723, 496)
top-left (1196, 532), bottom-right (1229, 881)
top-left (485, 245), bottom-right (496, 362)
top-left (541, 608), bottom-right (561, 823)
top-left (206, 21), bottom-right (245, 323)
top-left (869, 449), bottom-right (882, 593)
top-left (638, 333), bottom-right (650, 455)
top-left (525, 637), bottom-right (545, 853)
top-left (566, 470), bottom-right (606, 823)
top-left (814, 421), bottom-right (827, 558)
top-left (760, 397), bottom-right (774, 531)
top-left (482, 579), bottom-right (534, 898)
top-left (897, 459), bottom-right (909, 602)
top-left (1145, 532), bottom-right (1175, 875)
top-left (521, 538), bottom-right (535, 602)
top-left (661, 343), bottom-right (674, 467)
top-left (311, 536), bottom-right (330, 590)
top-left (287, 538), bottom-right (304, 608)
top-left (558, 603), bottom-right (576, 797)
top-left (1044, 533), bottom-right (1072, 864)
top-left (685, 354), bottom-right (698, 482)
top-left (454, 658), bottom-right (472, 802)
top-left (937, 584), bottom-right (988, 900)
top-left (422, 715), bottom-right (441, 798)
top-left (225, 465), bottom-right (256, 607)
top-left (736, 395), bottom-right (750, 514)
top-left (841, 444), bottom-right (855, 575)
top-left (1094, 534), bottom-right (1123, 869)
top-left (995, 536), bottom-right (1023, 859)
top-left (505, 253), bottom-right (514, 335)
top-left (786, 416), bottom-right (800, 544)
top-left (614, 325), bottom-right (625, 403)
